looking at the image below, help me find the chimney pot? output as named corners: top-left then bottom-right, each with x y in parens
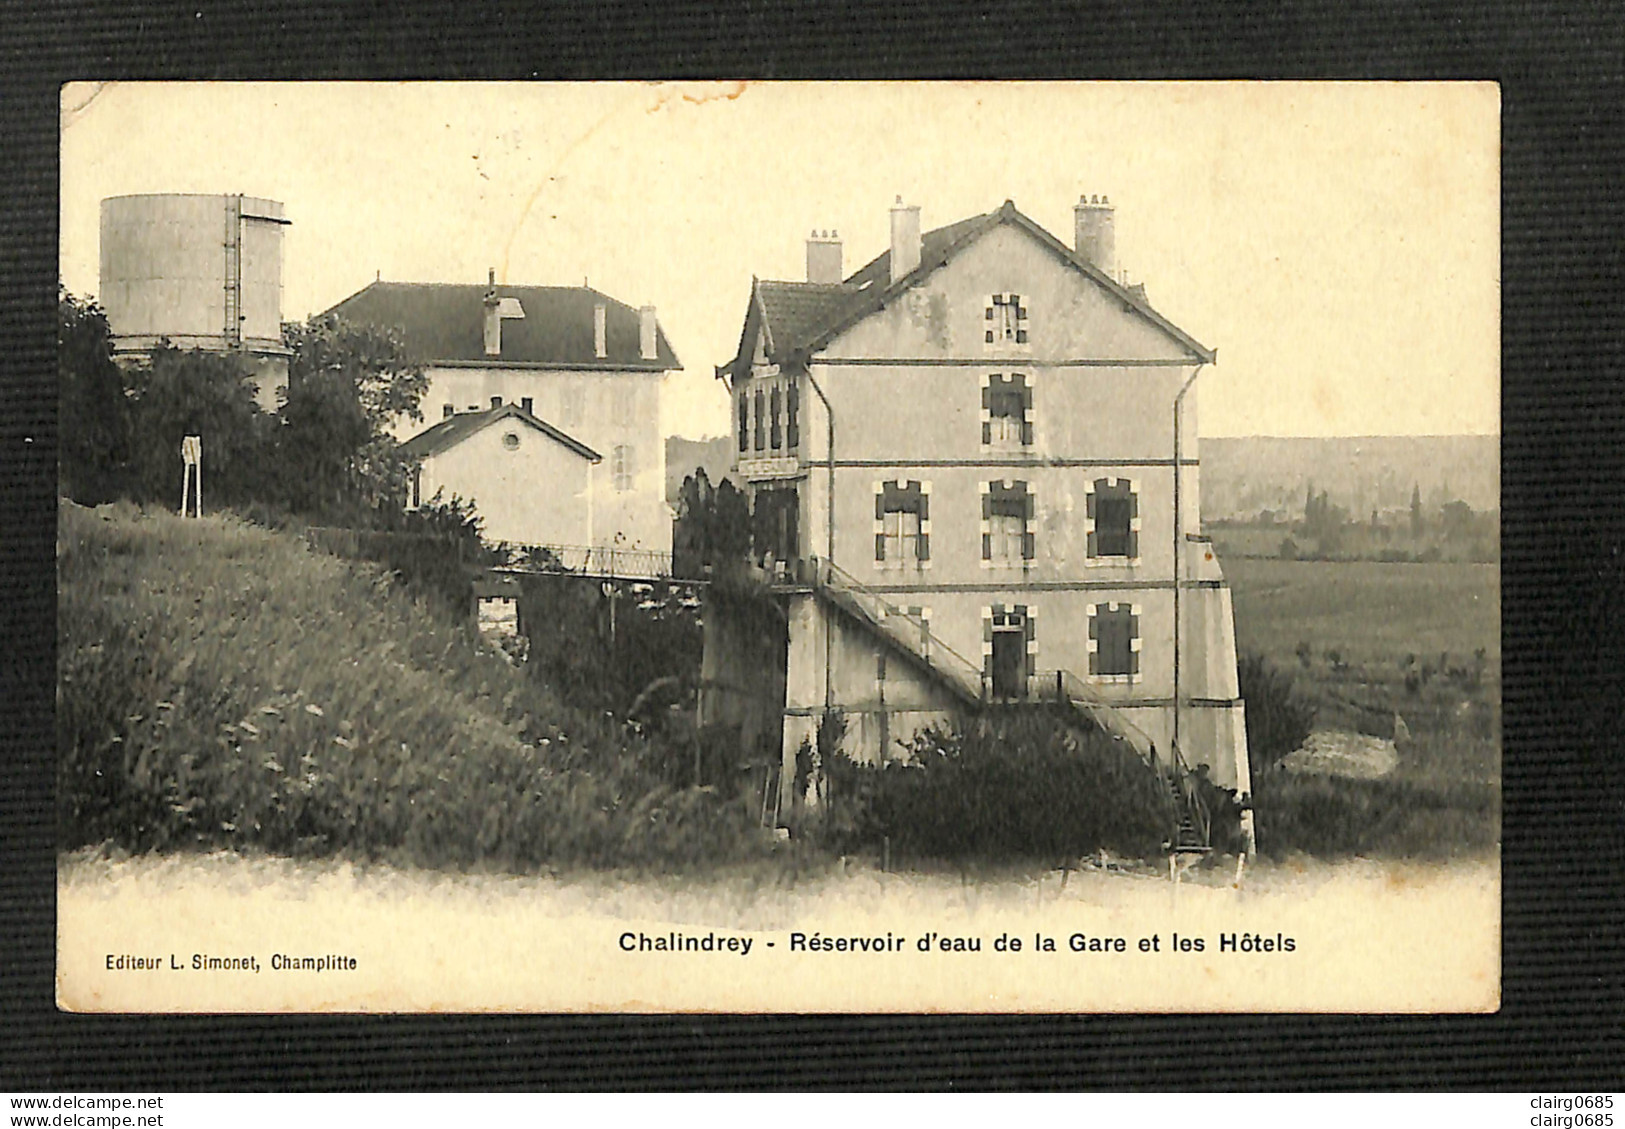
top-left (806, 228), bottom-right (844, 284)
top-left (889, 197), bottom-right (922, 283)
top-left (1074, 193), bottom-right (1116, 276)
top-left (594, 302), bottom-right (607, 358)
top-left (639, 305), bottom-right (658, 361)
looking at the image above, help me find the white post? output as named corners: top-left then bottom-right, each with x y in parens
top-left (181, 435), bottom-right (202, 517)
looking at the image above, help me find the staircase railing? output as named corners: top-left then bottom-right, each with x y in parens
top-left (811, 557), bottom-right (986, 704)
top-left (1032, 669), bottom-right (1158, 762)
top-left (807, 557), bottom-right (1214, 854)
top-left (1034, 668), bottom-right (1211, 853)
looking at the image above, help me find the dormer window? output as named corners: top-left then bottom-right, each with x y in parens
top-left (985, 293), bottom-right (1028, 346)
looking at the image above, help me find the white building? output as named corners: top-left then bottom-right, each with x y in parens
top-left (323, 273), bottom-right (677, 554)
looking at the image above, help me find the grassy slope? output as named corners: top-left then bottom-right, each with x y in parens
top-left (57, 501), bottom-right (762, 871)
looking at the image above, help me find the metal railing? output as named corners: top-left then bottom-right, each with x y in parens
top-left (1031, 667), bottom-right (1210, 852)
top-left (494, 543), bottom-right (674, 580)
top-left (811, 556), bottom-right (986, 704)
top-left (1030, 669), bottom-right (1158, 762)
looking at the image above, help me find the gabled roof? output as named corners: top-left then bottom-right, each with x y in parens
top-left (398, 404), bottom-right (601, 462)
top-left (323, 281), bottom-right (680, 370)
top-left (721, 200), bottom-right (1213, 379)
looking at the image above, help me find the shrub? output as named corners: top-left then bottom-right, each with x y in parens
top-left (819, 712), bottom-right (1168, 864)
top-left (1253, 772), bottom-right (1499, 859)
top-left (1238, 653), bottom-right (1316, 775)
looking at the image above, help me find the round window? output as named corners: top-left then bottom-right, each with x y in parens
top-left (503, 432), bottom-right (520, 451)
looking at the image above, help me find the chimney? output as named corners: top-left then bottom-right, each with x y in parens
top-left (1074, 193), bottom-right (1116, 276)
top-left (593, 302), bottom-right (607, 358)
top-left (483, 267), bottom-right (501, 357)
top-left (889, 196), bottom-right (921, 283)
top-left (639, 305), bottom-right (658, 361)
top-left (806, 228), bottom-right (843, 284)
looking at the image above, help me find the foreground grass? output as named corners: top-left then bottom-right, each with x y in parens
top-left (57, 501), bottom-right (767, 872)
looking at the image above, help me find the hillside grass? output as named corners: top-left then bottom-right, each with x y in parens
top-left (57, 500), bottom-right (767, 873)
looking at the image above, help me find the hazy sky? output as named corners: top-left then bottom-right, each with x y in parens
top-left (60, 81), bottom-right (1499, 440)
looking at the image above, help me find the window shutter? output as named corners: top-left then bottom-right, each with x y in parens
top-left (876, 492), bottom-right (886, 521)
top-left (918, 493), bottom-right (929, 522)
top-left (1127, 529), bottom-right (1139, 559)
top-left (917, 533), bottom-right (929, 561)
top-left (1023, 531), bottom-right (1035, 560)
top-left (875, 533), bottom-right (886, 561)
top-left (982, 493), bottom-right (992, 520)
top-left (982, 532), bottom-right (991, 560)
top-left (982, 421), bottom-right (992, 444)
top-left (1022, 420), bottom-right (1034, 445)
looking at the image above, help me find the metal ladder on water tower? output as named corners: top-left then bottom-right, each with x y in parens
top-left (222, 194), bottom-right (242, 348)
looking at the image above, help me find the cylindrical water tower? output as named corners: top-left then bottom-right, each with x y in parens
top-left (99, 194), bottom-right (292, 408)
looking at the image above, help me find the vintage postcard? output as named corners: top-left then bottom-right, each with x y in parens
top-left (56, 81), bottom-right (1499, 1012)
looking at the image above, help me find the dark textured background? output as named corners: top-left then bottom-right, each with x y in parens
top-left (4, 1), bottom-right (1623, 1090)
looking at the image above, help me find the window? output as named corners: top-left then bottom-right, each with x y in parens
top-left (1086, 478), bottom-right (1140, 561)
top-left (982, 373), bottom-right (1032, 447)
top-left (769, 386), bottom-right (783, 450)
top-left (612, 445), bottom-right (634, 492)
top-left (443, 404), bottom-right (455, 419)
top-left (982, 481), bottom-right (1035, 565)
top-left (874, 480), bottom-right (930, 567)
top-left (985, 293), bottom-right (1028, 346)
top-left (520, 396), bottom-right (534, 415)
top-left (502, 431), bottom-right (520, 451)
top-left (738, 393), bottom-right (749, 453)
top-left (753, 389), bottom-right (766, 451)
top-left (1088, 603), bottom-right (1140, 682)
top-left (786, 382), bottom-right (799, 449)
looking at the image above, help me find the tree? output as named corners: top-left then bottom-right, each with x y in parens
top-left (277, 315), bottom-right (427, 517)
top-left (58, 288), bottom-right (132, 503)
top-left (672, 468), bottom-right (751, 576)
top-left (125, 344), bottom-right (271, 507)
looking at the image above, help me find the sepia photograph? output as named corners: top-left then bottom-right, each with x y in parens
top-left (54, 81), bottom-right (1500, 1012)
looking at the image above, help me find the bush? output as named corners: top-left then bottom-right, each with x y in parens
top-left (515, 573), bottom-right (702, 718)
top-left (1238, 653), bottom-right (1316, 775)
top-left (56, 502), bottom-right (764, 872)
top-left (820, 712), bottom-right (1168, 864)
top-left (1253, 772), bottom-right (1499, 859)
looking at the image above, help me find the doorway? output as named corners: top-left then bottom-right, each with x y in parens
top-left (991, 624), bottom-right (1027, 700)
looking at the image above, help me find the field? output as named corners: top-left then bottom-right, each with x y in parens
top-left (1222, 556), bottom-right (1500, 856)
top-left (1225, 557), bottom-right (1500, 669)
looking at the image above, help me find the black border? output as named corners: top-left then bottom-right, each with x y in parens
top-left (5, 2), bottom-right (1625, 1090)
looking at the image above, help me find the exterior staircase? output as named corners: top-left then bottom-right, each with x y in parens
top-left (805, 557), bottom-right (1213, 858)
top-left (810, 557), bottom-right (985, 706)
